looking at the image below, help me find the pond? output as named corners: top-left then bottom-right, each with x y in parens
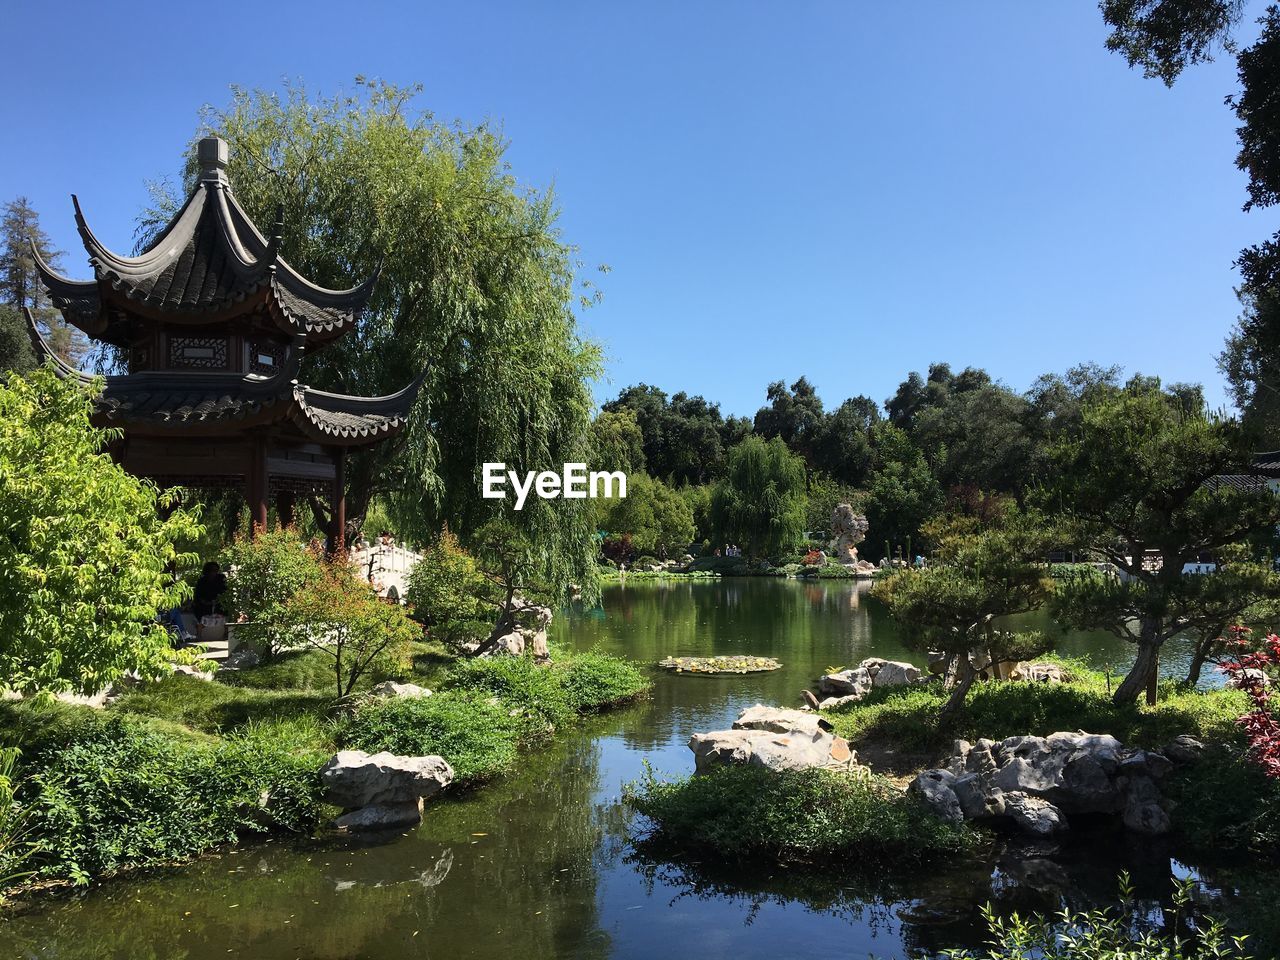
top-left (0, 579), bottom-right (1245, 959)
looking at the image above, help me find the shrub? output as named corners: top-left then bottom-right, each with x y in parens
top-left (0, 748), bottom-right (34, 901)
top-left (826, 673), bottom-right (1249, 755)
top-left (625, 764), bottom-right (972, 867)
top-left (19, 714), bottom-right (324, 885)
top-left (340, 691), bottom-right (523, 785)
top-left (222, 528), bottom-right (324, 659)
top-left (0, 368), bottom-right (202, 695)
top-left (279, 556), bottom-right (418, 698)
top-left (445, 655), bottom-right (575, 731)
top-left (936, 874), bottom-right (1250, 959)
top-left (560, 651), bottom-right (650, 712)
top-left (405, 529), bottom-right (488, 627)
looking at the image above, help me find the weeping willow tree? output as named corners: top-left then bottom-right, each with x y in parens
top-left (709, 436), bottom-right (807, 558)
top-left (139, 80), bottom-right (604, 604)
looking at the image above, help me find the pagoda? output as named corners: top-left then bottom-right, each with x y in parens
top-left (25, 136), bottom-right (423, 547)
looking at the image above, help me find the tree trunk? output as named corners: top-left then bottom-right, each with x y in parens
top-left (1184, 637), bottom-right (1214, 688)
top-left (1113, 622), bottom-right (1162, 706)
top-left (939, 655), bottom-right (977, 725)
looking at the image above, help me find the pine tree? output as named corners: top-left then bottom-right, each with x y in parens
top-left (0, 197), bottom-right (87, 367)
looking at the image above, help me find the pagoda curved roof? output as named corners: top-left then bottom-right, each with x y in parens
top-left (34, 147), bottom-right (377, 350)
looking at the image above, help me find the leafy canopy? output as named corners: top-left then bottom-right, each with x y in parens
top-left (145, 79), bottom-right (602, 605)
top-left (0, 368), bottom-right (202, 694)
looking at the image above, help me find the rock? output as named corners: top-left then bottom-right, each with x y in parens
top-left (966, 739), bottom-right (998, 777)
top-left (171, 663), bottom-right (215, 681)
top-left (320, 751), bottom-right (454, 809)
top-left (908, 769), bottom-right (963, 822)
top-left (952, 772), bottom-right (1006, 820)
top-left (1119, 749), bottom-right (1173, 781)
top-left (817, 694), bottom-right (863, 711)
top-left (335, 800), bottom-right (425, 831)
top-left (818, 667), bottom-right (872, 699)
top-left (1121, 775), bottom-right (1170, 835)
top-left (369, 681), bottom-right (432, 700)
top-left (1010, 661), bottom-right (1065, 684)
top-left (688, 727), bottom-right (856, 774)
top-left (221, 648), bottom-right (260, 671)
top-left (827, 504), bottom-right (870, 565)
top-left (1162, 735), bottom-right (1205, 765)
top-left (733, 704), bottom-right (834, 736)
top-left (914, 731), bottom-right (1174, 837)
top-left (870, 660), bottom-right (922, 687)
top-left (487, 631), bottom-right (526, 656)
top-left (927, 650), bottom-right (951, 676)
top-left (1004, 792), bottom-right (1067, 835)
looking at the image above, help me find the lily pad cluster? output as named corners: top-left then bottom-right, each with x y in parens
top-left (658, 655), bottom-right (782, 674)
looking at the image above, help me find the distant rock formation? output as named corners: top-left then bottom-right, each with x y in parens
top-left (828, 504), bottom-right (875, 572)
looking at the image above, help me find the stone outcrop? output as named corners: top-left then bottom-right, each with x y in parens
top-left (689, 705), bottom-right (856, 773)
top-left (481, 596), bottom-right (553, 661)
top-left (319, 750), bottom-right (454, 831)
top-left (827, 504), bottom-right (876, 572)
top-left (816, 657), bottom-right (923, 702)
top-left (369, 681), bottom-right (432, 700)
top-left (909, 733), bottom-right (1190, 836)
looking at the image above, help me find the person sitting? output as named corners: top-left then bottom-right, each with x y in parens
top-left (193, 561), bottom-right (227, 618)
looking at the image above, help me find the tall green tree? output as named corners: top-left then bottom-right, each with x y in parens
top-left (0, 305), bottom-right (35, 374)
top-left (1042, 379), bottom-right (1280, 704)
top-left (753, 377), bottom-right (826, 463)
top-left (709, 436), bottom-right (807, 558)
top-left (874, 505), bottom-right (1056, 723)
top-left (0, 198), bottom-right (86, 367)
top-left (589, 408), bottom-right (646, 474)
top-left (863, 422), bottom-right (943, 561)
top-left (811, 395), bottom-right (880, 486)
top-left (595, 473), bottom-right (695, 558)
top-left (144, 81), bottom-right (602, 604)
top-left (0, 368), bottom-right (202, 695)
top-left (603, 384), bottom-right (744, 484)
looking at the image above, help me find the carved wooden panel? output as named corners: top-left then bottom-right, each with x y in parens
top-left (168, 336), bottom-right (228, 369)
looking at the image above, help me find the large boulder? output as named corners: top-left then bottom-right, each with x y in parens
top-left (734, 704), bottom-right (833, 737)
top-left (320, 750), bottom-right (454, 809)
top-left (868, 659), bottom-right (922, 688)
top-left (912, 731), bottom-right (1172, 836)
top-left (818, 667), bottom-right (872, 699)
top-left (1003, 792), bottom-right (1067, 836)
top-left (908, 769), bottom-right (964, 822)
top-left (690, 705), bottom-right (855, 773)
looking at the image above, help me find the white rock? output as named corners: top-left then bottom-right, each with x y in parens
top-left (320, 751), bottom-right (454, 808)
top-left (734, 704), bottom-right (833, 736)
top-left (869, 660), bottom-right (922, 687)
top-left (369, 681), bottom-right (432, 700)
top-left (818, 667), bottom-right (872, 699)
top-left (688, 728), bottom-right (855, 774)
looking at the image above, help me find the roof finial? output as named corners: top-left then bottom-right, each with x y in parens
top-left (197, 137), bottom-right (229, 184)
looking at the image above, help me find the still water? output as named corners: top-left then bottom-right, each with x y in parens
top-left (0, 579), bottom-right (1237, 959)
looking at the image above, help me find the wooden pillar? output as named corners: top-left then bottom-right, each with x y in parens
top-left (329, 448), bottom-right (347, 553)
top-left (276, 489), bottom-right (296, 530)
top-left (247, 437), bottom-right (268, 537)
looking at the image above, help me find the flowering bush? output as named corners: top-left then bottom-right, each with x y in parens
top-left (1221, 626), bottom-right (1280, 780)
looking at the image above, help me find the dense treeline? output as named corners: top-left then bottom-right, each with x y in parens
top-left (592, 362), bottom-right (1216, 563)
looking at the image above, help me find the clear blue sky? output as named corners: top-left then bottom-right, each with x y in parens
top-left (2, 1), bottom-right (1267, 416)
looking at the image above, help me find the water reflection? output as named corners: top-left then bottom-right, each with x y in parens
top-left (0, 580), bottom-right (1242, 959)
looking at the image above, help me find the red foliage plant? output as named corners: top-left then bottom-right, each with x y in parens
top-left (1221, 625), bottom-right (1280, 780)
top-left (803, 549), bottom-right (823, 565)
